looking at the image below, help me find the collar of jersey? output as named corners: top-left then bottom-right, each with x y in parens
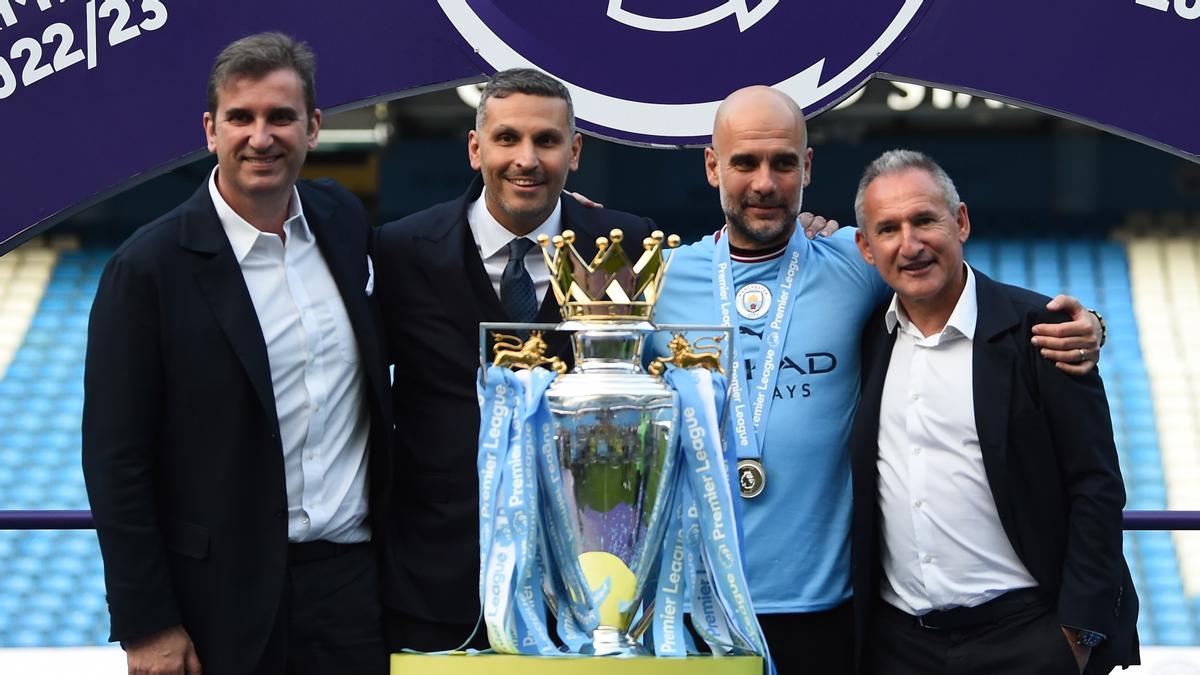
top-left (715, 227), bottom-right (790, 263)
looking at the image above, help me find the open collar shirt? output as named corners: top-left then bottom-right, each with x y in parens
top-left (876, 264), bottom-right (1037, 615)
top-left (209, 168), bottom-right (371, 544)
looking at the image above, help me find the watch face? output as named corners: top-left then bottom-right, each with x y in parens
top-left (1078, 631), bottom-right (1104, 647)
top-left (1069, 629), bottom-right (1103, 647)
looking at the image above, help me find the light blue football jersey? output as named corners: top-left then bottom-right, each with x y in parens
top-left (652, 227), bottom-right (890, 613)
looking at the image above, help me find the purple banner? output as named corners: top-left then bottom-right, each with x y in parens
top-left (0, 0), bottom-right (483, 251)
top-left (878, 1), bottom-right (1195, 164)
top-left (1, 0), bottom-right (1195, 252)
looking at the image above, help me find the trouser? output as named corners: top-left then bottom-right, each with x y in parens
top-left (256, 542), bottom-right (387, 675)
top-left (868, 590), bottom-right (1084, 675)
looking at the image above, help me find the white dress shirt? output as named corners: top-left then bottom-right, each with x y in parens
top-left (209, 169), bottom-right (371, 544)
top-left (876, 264), bottom-right (1037, 615)
top-left (467, 189), bottom-right (560, 301)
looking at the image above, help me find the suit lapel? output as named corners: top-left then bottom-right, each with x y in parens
top-left (421, 182), bottom-right (630, 348)
top-left (971, 271), bottom-right (1021, 530)
top-left (301, 184), bottom-right (389, 410)
top-left (180, 186), bottom-right (278, 421)
top-left (859, 316), bottom-right (894, 456)
top-left (415, 176), bottom-right (503, 348)
top-left (850, 303), bottom-right (896, 610)
top-left (855, 308), bottom-right (896, 484)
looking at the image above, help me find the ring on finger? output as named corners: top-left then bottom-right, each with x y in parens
top-left (1078, 348), bottom-right (1087, 362)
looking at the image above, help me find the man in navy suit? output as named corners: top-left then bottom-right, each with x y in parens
top-left (850, 150), bottom-right (1138, 674)
top-left (371, 68), bottom-right (656, 652)
top-left (83, 33), bottom-right (392, 675)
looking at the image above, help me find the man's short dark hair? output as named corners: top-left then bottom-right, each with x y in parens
top-left (475, 68), bottom-right (574, 132)
top-left (207, 32), bottom-right (316, 116)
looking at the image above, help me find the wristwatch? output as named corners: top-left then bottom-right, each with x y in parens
top-left (1086, 308), bottom-right (1107, 348)
top-left (1065, 626), bottom-right (1105, 648)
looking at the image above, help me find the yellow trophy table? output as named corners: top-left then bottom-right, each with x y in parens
top-left (391, 653), bottom-right (764, 674)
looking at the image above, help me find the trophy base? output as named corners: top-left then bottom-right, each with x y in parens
top-left (580, 626), bottom-right (647, 657)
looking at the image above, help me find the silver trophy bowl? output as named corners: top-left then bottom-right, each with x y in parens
top-left (543, 321), bottom-right (679, 655)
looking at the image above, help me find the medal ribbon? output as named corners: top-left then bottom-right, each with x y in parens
top-left (711, 231), bottom-right (804, 462)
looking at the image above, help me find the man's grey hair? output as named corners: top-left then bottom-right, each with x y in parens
top-left (208, 32), bottom-right (316, 116)
top-left (475, 68), bottom-right (574, 133)
top-left (853, 149), bottom-right (961, 226)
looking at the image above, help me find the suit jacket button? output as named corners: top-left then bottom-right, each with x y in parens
top-left (275, 507), bottom-right (285, 519)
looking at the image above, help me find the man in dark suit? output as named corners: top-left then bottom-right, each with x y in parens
top-left (371, 69), bottom-right (654, 651)
top-left (849, 150), bottom-right (1138, 674)
top-left (83, 33), bottom-right (391, 675)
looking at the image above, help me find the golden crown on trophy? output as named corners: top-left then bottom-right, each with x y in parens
top-left (537, 228), bottom-right (680, 321)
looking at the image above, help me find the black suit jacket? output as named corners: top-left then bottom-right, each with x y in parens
top-left (849, 270), bottom-right (1138, 673)
top-left (82, 180), bottom-right (392, 674)
top-left (372, 175), bottom-right (654, 626)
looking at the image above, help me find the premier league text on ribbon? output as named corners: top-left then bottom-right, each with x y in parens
top-left (475, 229), bottom-right (769, 659)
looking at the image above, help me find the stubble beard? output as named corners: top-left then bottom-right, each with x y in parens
top-left (723, 185), bottom-right (804, 249)
top-left (487, 178), bottom-right (558, 235)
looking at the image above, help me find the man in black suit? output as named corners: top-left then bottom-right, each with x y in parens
top-left (83, 33), bottom-right (391, 675)
top-left (849, 150), bottom-right (1138, 674)
top-left (371, 69), bottom-right (655, 652)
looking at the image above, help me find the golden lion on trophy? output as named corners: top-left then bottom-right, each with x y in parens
top-left (648, 333), bottom-right (724, 375)
top-left (491, 331), bottom-right (568, 374)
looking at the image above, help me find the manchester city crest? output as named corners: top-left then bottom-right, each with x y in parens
top-left (736, 283), bottom-right (771, 320)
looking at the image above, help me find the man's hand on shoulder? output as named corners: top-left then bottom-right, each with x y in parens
top-left (798, 212), bottom-right (838, 239)
top-left (1031, 294), bottom-right (1103, 375)
top-left (126, 624), bottom-right (202, 675)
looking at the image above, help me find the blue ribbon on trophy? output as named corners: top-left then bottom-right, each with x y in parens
top-left (475, 229), bottom-right (770, 668)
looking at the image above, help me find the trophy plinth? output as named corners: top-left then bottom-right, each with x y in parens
top-left (582, 626), bottom-right (644, 657)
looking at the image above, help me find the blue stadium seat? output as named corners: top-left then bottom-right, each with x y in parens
top-left (7, 628), bottom-right (49, 648)
top-left (0, 574), bottom-right (35, 595)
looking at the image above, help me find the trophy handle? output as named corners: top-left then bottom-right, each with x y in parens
top-left (648, 333), bottom-right (726, 376)
top-left (490, 330), bottom-right (568, 374)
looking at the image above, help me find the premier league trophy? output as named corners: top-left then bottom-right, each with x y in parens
top-left (538, 229), bottom-right (680, 655)
top-left (477, 229), bottom-right (767, 661)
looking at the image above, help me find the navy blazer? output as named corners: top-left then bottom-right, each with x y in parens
top-left (372, 175), bottom-right (654, 627)
top-left (82, 179), bottom-right (393, 673)
top-left (848, 269), bottom-right (1138, 673)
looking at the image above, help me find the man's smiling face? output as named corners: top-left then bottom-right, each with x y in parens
top-left (204, 68), bottom-right (319, 215)
top-left (468, 92), bottom-right (582, 235)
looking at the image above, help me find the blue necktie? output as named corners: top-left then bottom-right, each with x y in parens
top-left (501, 237), bottom-right (539, 322)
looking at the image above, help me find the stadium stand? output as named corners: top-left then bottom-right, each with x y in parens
top-left (1117, 220), bottom-right (1200, 645)
top-left (0, 232), bottom-right (1196, 649)
top-left (967, 233), bottom-right (1194, 646)
top-left (0, 240), bottom-right (113, 647)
